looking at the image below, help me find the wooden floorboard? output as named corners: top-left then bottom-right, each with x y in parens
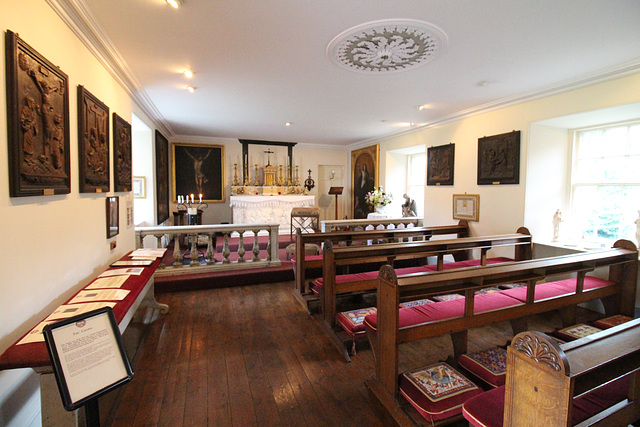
top-left (103, 280), bottom-right (601, 427)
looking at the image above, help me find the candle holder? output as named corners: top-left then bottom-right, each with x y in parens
top-left (295, 165), bottom-right (300, 186)
top-left (253, 164), bottom-right (260, 186)
top-left (277, 165), bottom-right (284, 186)
top-left (176, 196), bottom-right (208, 224)
top-left (287, 165), bottom-right (292, 186)
top-left (232, 163), bottom-right (240, 186)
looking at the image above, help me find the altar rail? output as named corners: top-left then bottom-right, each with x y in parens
top-left (320, 217), bottom-right (423, 232)
top-left (135, 223), bottom-right (281, 277)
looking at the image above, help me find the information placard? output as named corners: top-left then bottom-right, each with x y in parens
top-left (43, 307), bottom-right (133, 411)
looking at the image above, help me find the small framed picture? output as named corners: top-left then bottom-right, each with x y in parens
top-left (453, 194), bottom-right (479, 222)
top-left (106, 196), bottom-right (119, 238)
top-left (133, 176), bottom-right (146, 198)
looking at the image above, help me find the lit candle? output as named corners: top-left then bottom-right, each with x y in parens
top-left (178, 195), bottom-right (182, 203)
top-left (199, 194), bottom-right (202, 203)
top-left (191, 194), bottom-right (194, 204)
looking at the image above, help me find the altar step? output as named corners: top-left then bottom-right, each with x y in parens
top-left (155, 233), bottom-right (295, 292)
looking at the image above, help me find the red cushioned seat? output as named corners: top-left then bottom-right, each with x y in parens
top-left (500, 276), bottom-right (615, 303)
top-left (463, 376), bottom-right (630, 426)
top-left (290, 254), bottom-right (323, 264)
top-left (364, 293), bottom-right (522, 332)
top-left (458, 257), bottom-right (513, 268)
top-left (458, 347), bottom-right (507, 388)
top-left (336, 306), bottom-right (377, 337)
top-left (463, 385), bottom-right (504, 427)
top-left (399, 362), bottom-right (483, 423)
top-left (593, 314), bottom-right (634, 329)
top-left (554, 323), bottom-right (602, 341)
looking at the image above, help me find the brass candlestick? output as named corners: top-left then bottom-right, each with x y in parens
top-left (295, 165), bottom-right (300, 186)
top-left (277, 165), bottom-right (284, 186)
top-left (253, 164), bottom-right (259, 186)
top-left (232, 163), bottom-right (240, 186)
top-left (287, 165), bottom-right (292, 186)
top-left (243, 164), bottom-right (250, 186)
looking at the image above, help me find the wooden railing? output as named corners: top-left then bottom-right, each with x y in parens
top-left (320, 217), bottom-right (423, 232)
top-left (135, 223), bottom-right (281, 276)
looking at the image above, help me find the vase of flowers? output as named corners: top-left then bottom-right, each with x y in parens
top-left (365, 186), bottom-right (393, 212)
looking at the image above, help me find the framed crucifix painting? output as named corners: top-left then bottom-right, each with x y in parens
top-left (172, 143), bottom-right (225, 202)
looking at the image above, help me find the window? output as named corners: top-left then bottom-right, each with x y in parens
top-left (407, 152), bottom-right (426, 216)
top-left (570, 122), bottom-right (640, 245)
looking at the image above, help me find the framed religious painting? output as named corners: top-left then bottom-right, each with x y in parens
top-left (155, 130), bottom-right (169, 224)
top-left (5, 30), bottom-right (71, 197)
top-left (113, 113), bottom-right (132, 192)
top-left (172, 143), bottom-right (225, 203)
top-left (106, 196), bottom-right (119, 238)
top-left (351, 144), bottom-right (379, 219)
top-left (78, 85), bottom-right (110, 193)
top-left (427, 143), bottom-right (454, 186)
top-left (477, 130), bottom-right (521, 185)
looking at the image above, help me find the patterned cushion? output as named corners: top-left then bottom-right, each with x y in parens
top-left (336, 307), bottom-right (377, 337)
top-left (458, 347), bottom-right (507, 388)
top-left (475, 287), bottom-right (503, 295)
top-left (399, 362), bottom-right (482, 423)
top-left (432, 294), bottom-right (464, 302)
top-left (593, 314), bottom-right (634, 329)
top-left (399, 298), bottom-right (434, 308)
top-left (554, 323), bottom-right (602, 341)
top-left (498, 282), bottom-right (526, 289)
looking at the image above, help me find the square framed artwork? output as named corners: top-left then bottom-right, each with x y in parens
top-left (5, 30), bottom-right (71, 197)
top-left (133, 176), bottom-right (145, 198)
top-left (113, 113), bottom-right (132, 192)
top-left (351, 144), bottom-right (379, 219)
top-left (172, 143), bottom-right (224, 202)
top-left (78, 85), bottom-right (110, 193)
top-left (155, 130), bottom-right (169, 224)
top-left (427, 143), bottom-right (454, 186)
top-left (453, 194), bottom-right (479, 222)
top-left (477, 130), bottom-right (520, 185)
top-left (106, 196), bottom-right (119, 238)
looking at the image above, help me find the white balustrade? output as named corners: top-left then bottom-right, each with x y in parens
top-left (320, 217), bottom-right (423, 232)
top-left (135, 223), bottom-right (281, 277)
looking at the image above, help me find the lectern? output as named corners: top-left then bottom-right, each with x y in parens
top-left (328, 187), bottom-right (343, 220)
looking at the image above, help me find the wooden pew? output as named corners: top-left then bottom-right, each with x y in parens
top-left (292, 221), bottom-right (469, 311)
top-left (320, 229), bottom-right (533, 360)
top-left (364, 240), bottom-right (638, 426)
top-left (464, 321), bottom-right (640, 426)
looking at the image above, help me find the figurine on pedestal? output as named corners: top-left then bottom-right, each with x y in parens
top-left (552, 209), bottom-right (562, 242)
top-left (402, 193), bottom-right (417, 217)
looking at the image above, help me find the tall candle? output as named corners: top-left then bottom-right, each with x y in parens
top-left (191, 194), bottom-right (194, 204)
top-left (199, 194), bottom-right (202, 203)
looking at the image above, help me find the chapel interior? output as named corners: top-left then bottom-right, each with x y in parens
top-left (2, 1), bottom-right (640, 426)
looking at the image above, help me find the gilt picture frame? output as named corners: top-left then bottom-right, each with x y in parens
top-left (5, 30), bottom-right (71, 197)
top-left (453, 194), bottom-right (479, 222)
top-left (113, 113), bottom-right (132, 192)
top-left (351, 144), bottom-right (379, 219)
top-left (427, 143), bottom-right (455, 186)
top-left (477, 130), bottom-right (521, 185)
top-left (133, 176), bottom-right (145, 198)
top-left (155, 130), bottom-right (169, 224)
top-left (172, 143), bottom-right (225, 203)
top-left (78, 85), bottom-right (110, 193)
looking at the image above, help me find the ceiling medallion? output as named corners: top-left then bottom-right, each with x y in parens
top-left (327, 19), bottom-right (447, 73)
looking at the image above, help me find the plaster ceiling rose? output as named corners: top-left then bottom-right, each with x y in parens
top-left (327, 19), bottom-right (447, 73)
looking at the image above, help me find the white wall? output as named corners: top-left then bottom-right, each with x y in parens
top-left (0, 1), bottom-right (156, 425)
top-left (132, 114), bottom-right (155, 226)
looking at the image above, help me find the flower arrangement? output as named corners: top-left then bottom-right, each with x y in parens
top-left (365, 186), bottom-right (393, 207)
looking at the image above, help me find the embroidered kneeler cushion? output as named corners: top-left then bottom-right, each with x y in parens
top-left (336, 307), bottom-right (377, 337)
top-left (593, 314), bottom-right (634, 329)
top-left (554, 323), bottom-right (602, 341)
top-left (399, 298), bottom-right (434, 308)
top-left (399, 362), bottom-right (483, 423)
top-left (431, 293), bottom-right (464, 302)
top-left (458, 347), bottom-right (507, 388)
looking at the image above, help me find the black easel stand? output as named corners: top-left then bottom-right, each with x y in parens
top-left (85, 398), bottom-right (100, 427)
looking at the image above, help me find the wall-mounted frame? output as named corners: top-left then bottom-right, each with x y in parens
top-left (453, 194), bottom-right (479, 222)
top-left (172, 143), bottom-right (225, 202)
top-left (133, 176), bottom-right (145, 198)
top-left (477, 130), bottom-right (521, 185)
top-left (5, 30), bottom-right (71, 197)
top-left (106, 196), bottom-right (119, 238)
top-left (113, 113), bottom-right (132, 192)
top-left (351, 144), bottom-right (379, 219)
top-left (155, 130), bottom-right (169, 224)
top-left (43, 307), bottom-right (133, 411)
top-left (78, 85), bottom-right (110, 193)
top-left (427, 143), bottom-right (455, 186)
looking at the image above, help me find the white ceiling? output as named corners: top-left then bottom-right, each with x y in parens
top-left (57, 0), bottom-right (640, 146)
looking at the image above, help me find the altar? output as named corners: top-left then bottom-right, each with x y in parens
top-left (230, 195), bottom-right (315, 235)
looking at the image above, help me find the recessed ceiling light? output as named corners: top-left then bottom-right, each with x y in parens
top-left (186, 86), bottom-right (195, 93)
top-left (285, 122), bottom-right (293, 127)
top-left (182, 69), bottom-right (193, 78)
top-left (166, 0), bottom-right (181, 8)
top-left (417, 104), bottom-right (430, 110)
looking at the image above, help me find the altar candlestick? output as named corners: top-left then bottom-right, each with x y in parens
top-left (191, 194), bottom-right (194, 204)
top-left (199, 194), bottom-right (202, 203)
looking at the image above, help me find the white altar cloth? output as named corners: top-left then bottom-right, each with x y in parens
top-left (230, 195), bottom-right (315, 234)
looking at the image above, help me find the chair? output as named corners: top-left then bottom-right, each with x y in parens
top-left (286, 207), bottom-right (320, 260)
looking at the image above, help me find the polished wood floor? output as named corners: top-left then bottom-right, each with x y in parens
top-left (103, 280), bottom-right (594, 427)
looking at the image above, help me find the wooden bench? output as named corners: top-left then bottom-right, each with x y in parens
top-left (0, 252), bottom-right (167, 427)
top-left (363, 240), bottom-right (638, 425)
top-left (291, 221), bottom-right (469, 311)
top-left (320, 229), bottom-right (533, 360)
top-left (463, 320), bottom-right (640, 426)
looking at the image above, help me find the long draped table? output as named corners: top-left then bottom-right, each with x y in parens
top-left (230, 195), bottom-right (315, 235)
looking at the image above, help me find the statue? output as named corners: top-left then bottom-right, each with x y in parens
top-left (552, 209), bottom-right (562, 242)
top-left (402, 193), bottom-right (417, 217)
